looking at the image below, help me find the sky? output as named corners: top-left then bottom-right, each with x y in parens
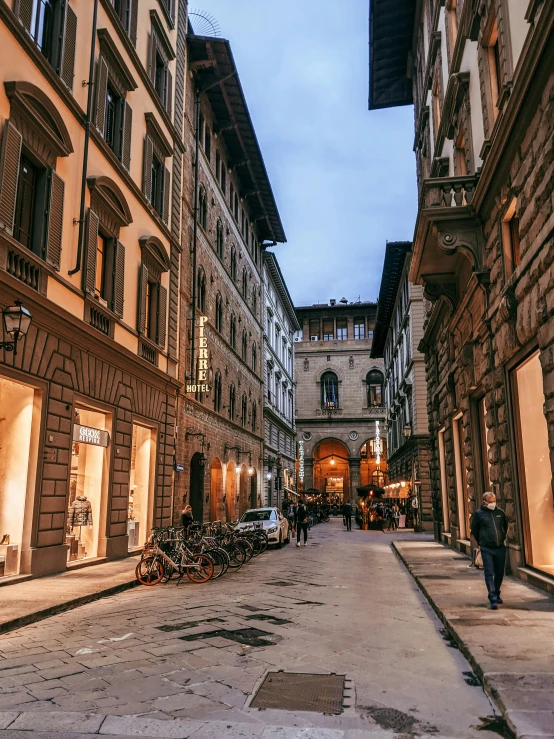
top-left (194, 0), bottom-right (418, 306)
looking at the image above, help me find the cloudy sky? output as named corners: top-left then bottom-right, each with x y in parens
top-left (195, 0), bottom-right (417, 306)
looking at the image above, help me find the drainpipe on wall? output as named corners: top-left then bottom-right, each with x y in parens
top-left (69, 0), bottom-right (99, 276)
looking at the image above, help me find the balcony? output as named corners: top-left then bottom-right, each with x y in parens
top-left (410, 174), bottom-right (487, 306)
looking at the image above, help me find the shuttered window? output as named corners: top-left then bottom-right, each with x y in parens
top-left (17, 0), bottom-right (77, 91)
top-left (149, 28), bottom-right (173, 115)
top-left (0, 121), bottom-right (23, 236)
top-left (95, 58), bottom-right (133, 171)
top-left (137, 263), bottom-right (167, 348)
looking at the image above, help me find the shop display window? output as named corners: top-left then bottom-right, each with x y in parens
top-left (513, 352), bottom-right (554, 576)
top-left (128, 424), bottom-right (156, 550)
top-left (67, 408), bottom-right (109, 562)
top-left (0, 377), bottom-right (39, 578)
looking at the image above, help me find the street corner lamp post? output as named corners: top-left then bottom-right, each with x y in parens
top-left (1, 300), bottom-right (32, 357)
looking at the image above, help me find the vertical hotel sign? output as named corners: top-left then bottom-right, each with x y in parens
top-left (186, 316), bottom-right (211, 394)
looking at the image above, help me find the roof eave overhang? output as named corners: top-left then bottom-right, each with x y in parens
top-left (368, 0), bottom-right (417, 111)
top-left (371, 241), bottom-right (412, 358)
top-left (264, 252), bottom-right (300, 331)
top-left (187, 35), bottom-right (286, 244)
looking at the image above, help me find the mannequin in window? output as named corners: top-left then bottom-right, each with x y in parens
top-left (67, 496), bottom-right (93, 528)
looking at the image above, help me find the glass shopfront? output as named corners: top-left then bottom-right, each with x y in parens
top-left (0, 376), bottom-right (40, 579)
top-left (513, 351), bottom-right (554, 576)
top-left (67, 408), bottom-right (110, 562)
top-left (128, 423), bottom-right (156, 550)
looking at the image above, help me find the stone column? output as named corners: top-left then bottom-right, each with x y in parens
top-left (350, 458), bottom-right (361, 501)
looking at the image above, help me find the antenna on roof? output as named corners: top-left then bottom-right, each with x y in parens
top-left (189, 8), bottom-right (221, 37)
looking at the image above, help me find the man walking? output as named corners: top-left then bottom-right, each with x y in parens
top-left (296, 499), bottom-right (309, 547)
top-left (470, 492), bottom-right (509, 609)
top-left (343, 500), bottom-right (353, 531)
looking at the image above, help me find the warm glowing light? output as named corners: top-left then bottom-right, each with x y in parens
top-left (330, 456), bottom-right (335, 465)
top-left (248, 466), bottom-right (254, 475)
top-left (235, 465), bottom-right (241, 474)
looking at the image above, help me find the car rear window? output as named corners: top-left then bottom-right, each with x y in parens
top-left (241, 510), bottom-right (271, 522)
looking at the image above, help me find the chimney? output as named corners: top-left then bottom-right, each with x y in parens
top-left (330, 299), bottom-right (336, 306)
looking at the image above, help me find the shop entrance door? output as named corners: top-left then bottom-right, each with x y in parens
top-left (67, 408), bottom-right (110, 562)
top-left (129, 424), bottom-right (156, 550)
top-left (190, 452), bottom-right (204, 522)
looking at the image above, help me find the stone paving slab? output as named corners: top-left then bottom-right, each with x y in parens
top-left (0, 558), bottom-right (140, 635)
top-left (392, 539), bottom-right (554, 739)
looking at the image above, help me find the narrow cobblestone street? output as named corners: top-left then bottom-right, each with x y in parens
top-left (0, 521), bottom-right (503, 738)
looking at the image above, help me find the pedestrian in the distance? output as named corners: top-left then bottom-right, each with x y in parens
top-left (470, 492), bottom-right (508, 610)
top-left (296, 499), bottom-right (309, 547)
top-left (343, 500), bottom-right (353, 531)
top-left (332, 503), bottom-right (338, 517)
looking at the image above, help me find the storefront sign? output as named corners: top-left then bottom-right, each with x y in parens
top-left (175, 463), bottom-right (184, 473)
top-left (298, 441), bottom-right (304, 482)
top-left (186, 316), bottom-right (211, 394)
top-left (73, 424), bottom-right (109, 447)
top-left (375, 420), bottom-right (381, 464)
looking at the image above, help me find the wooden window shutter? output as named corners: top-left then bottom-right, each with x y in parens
top-left (113, 241), bottom-right (125, 318)
top-left (15, 0), bottom-right (33, 32)
top-left (142, 134), bottom-right (153, 200)
top-left (122, 100), bottom-right (132, 171)
top-left (0, 121), bottom-right (23, 236)
top-left (163, 165), bottom-right (170, 226)
top-left (84, 209), bottom-right (99, 295)
top-left (45, 170), bottom-right (65, 271)
top-left (95, 56), bottom-right (109, 135)
top-left (166, 68), bottom-right (173, 119)
top-left (130, 0), bottom-right (139, 46)
top-left (137, 263), bottom-right (148, 334)
top-left (170, 0), bottom-right (176, 25)
top-left (158, 284), bottom-right (167, 348)
top-left (148, 31), bottom-right (158, 85)
top-left (60, 3), bottom-right (77, 91)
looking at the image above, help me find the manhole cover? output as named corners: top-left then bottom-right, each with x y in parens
top-left (251, 672), bottom-right (345, 714)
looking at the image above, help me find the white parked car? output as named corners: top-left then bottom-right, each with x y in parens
top-left (236, 507), bottom-right (290, 547)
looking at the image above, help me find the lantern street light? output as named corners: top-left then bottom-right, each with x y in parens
top-left (1, 301), bottom-right (32, 357)
top-left (403, 424), bottom-right (412, 438)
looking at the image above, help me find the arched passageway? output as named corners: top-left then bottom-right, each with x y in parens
top-left (239, 464), bottom-right (249, 517)
top-left (210, 458), bottom-right (223, 521)
top-left (225, 461), bottom-right (236, 522)
top-left (360, 438), bottom-right (388, 488)
top-left (313, 439), bottom-right (350, 502)
top-left (250, 470), bottom-right (258, 509)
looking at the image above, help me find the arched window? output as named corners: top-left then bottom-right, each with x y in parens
top-left (367, 370), bottom-right (384, 407)
top-left (242, 268), bottom-right (248, 298)
top-left (229, 383), bottom-right (235, 419)
top-left (215, 293), bottom-right (223, 332)
top-left (241, 393), bottom-right (247, 426)
top-left (199, 186), bottom-right (207, 229)
top-left (252, 286), bottom-right (257, 316)
top-left (230, 246), bottom-right (237, 281)
top-left (241, 329), bottom-right (248, 360)
top-left (229, 313), bottom-right (236, 349)
top-left (321, 371), bottom-right (339, 409)
top-left (252, 342), bottom-right (257, 372)
top-left (216, 219), bottom-right (224, 259)
top-left (213, 370), bottom-right (222, 413)
top-left (252, 401), bottom-right (257, 432)
top-left (197, 267), bottom-right (206, 313)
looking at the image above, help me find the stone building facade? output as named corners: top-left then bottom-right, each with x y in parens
top-left (370, 1), bottom-right (554, 592)
top-left (262, 251), bottom-right (299, 510)
top-left (294, 301), bottom-right (387, 502)
top-left (371, 242), bottom-right (432, 530)
top-left (174, 32), bottom-right (286, 524)
top-left (0, 0), bottom-right (186, 579)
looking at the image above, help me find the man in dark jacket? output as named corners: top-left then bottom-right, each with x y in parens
top-left (343, 501), bottom-right (353, 531)
top-left (296, 500), bottom-right (309, 547)
top-left (470, 492), bottom-right (508, 609)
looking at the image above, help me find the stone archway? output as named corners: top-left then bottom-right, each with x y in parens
top-left (239, 464), bottom-right (249, 517)
top-left (360, 438), bottom-right (388, 488)
top-left (225, 461), bottom-right (236, 522)
top-left (190, 452), bottom-right (205, 522)
top-left (313, 439), bottom-right (351, 501)
top-left (210, 458), bottom-right (223, 522)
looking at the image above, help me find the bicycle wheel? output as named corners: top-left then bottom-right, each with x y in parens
top-left (227, 544), bottom-right (246, 570)
top-left (186, 554), bottom-right (214, 583)
top-left (160, 561), bottom-right (175, 583)
top-left (136, 556), bottom-right (164, 585)
top-left (204, 549), bottom-right (226, 579)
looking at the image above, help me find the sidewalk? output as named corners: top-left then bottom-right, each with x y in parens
top-left (392, 539), bottom-right (554, 739)
top-left (0, 556), bottom-right (140, 635)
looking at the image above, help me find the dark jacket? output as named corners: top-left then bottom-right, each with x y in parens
top-left (343, 502), bottom-right (353, 517)
top-left (297, 504), bottom-right (308, 524)
top-left (180, 512), bottom-right (194, 529)
top-left (470, 505), bottom-right (508, 548)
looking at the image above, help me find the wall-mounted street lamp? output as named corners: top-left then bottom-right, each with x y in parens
top-left (1, 301), bottom-right (32, 357)
top-left (185, 429), bottom-right (207, 467)
top-left (403, 424), bottom-right (412, 439)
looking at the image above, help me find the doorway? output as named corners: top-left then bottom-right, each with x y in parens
top-left (190, 452), bottom-right (205, 522)
top-left (210, 458), bottom-right (223, 522)
top-left (128, 423), bottom-right (156, 550)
